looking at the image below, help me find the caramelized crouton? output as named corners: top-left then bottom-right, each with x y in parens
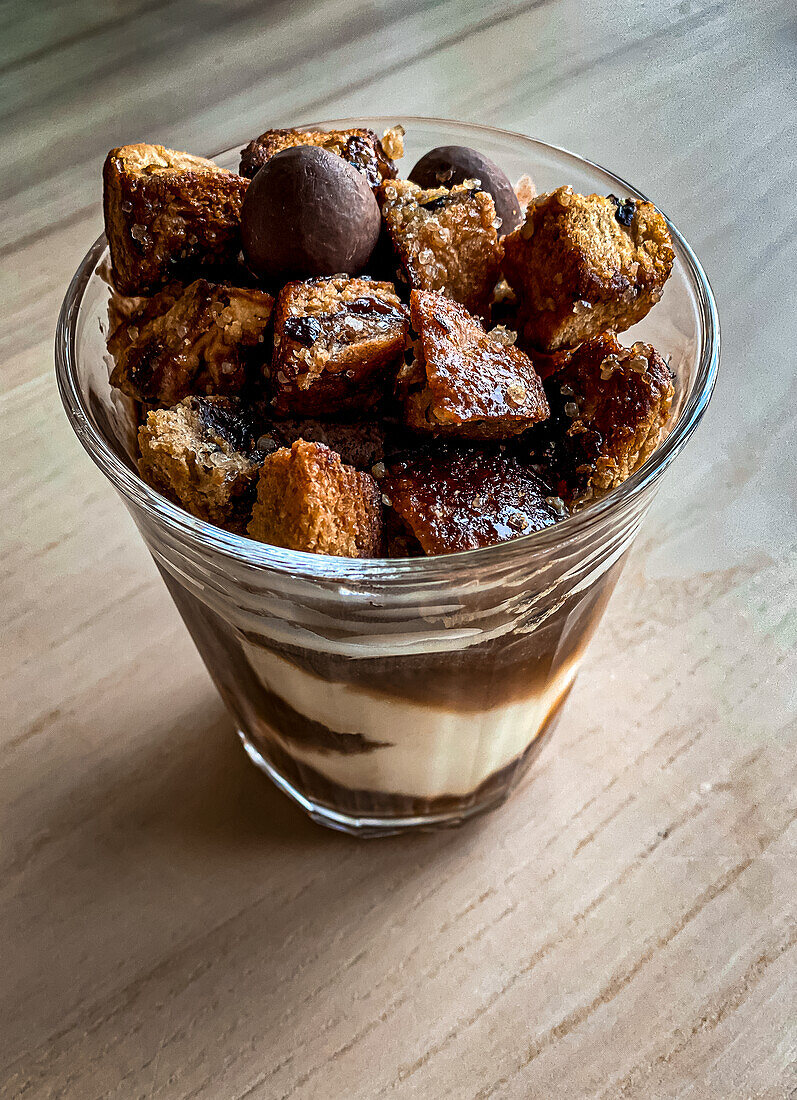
top-left (398, 291), bottom-right (549, 439)
top-left (239, 127), bottom-right (400, 188)
top-left (383, 447), bottom-right (560, 555)
top-left (527, 332), bottom-right (674, 504)
top-left (502, 187), bottom-right (674, 351)
top-left (107, 283), bottom-right (182, 363)
top-left (255, 417), bottom-right (385, 470)
top-left (138, 396), bottom-right (262, 527)
top-left (269, 276), bottom-right (408, 415)
top-left (378, 179), bottom-right (502, 317)
top-left (247, 441), bottom-right (382, 557)
top-left (103, 144), bottom-right (249, 296)
top-left (110, 280), bottom-right (273, 406)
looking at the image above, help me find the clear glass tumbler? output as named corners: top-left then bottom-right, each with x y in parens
top-left (56, 118), bottom-right (719, 836)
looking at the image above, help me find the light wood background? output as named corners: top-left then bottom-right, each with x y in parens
top-left (2, 1), bottom-right (796, 1096)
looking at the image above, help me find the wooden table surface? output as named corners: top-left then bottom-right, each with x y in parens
top-left (2, 1), bottom-right (796, 1096)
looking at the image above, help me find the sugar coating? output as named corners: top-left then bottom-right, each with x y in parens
top-left (110, 279), bottom-right (273, 406)
top-left (383, 447), bottom-right (559, 555)
top-left (514, 174), bottom-right (536, 211)
top-left (379, 178), bottom-right (502, 318)
top-left (527, 332), bottom-right (675, 503)
top-left (399, 290), bottom-right (549, 439)
top-left (270, 275), bottom-right (408, 415)
top-left (101, 130), bottom-right (679, 558)
top-left (107, 282), bottom-right (182, 362)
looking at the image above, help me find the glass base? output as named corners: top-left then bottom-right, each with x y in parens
top-left (237, 728), bottom-right (517, 838)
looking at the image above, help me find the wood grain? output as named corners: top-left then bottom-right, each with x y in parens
top-left (1, 1), bottom-right (795, 1096)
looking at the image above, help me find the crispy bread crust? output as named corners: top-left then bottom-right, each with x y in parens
top-left (379, 179), bottom-right (502, 318)
top-left (137, 396), bottom-right (261, 527)
top-left (383, 447), bottom-right (559, 555)
top-left (103, 144), bottom-right (248, 295)
top-left (102, 139), bottom-right (678, 556)
top-left (269, 276), bottom-right (408, 415)
top-left (239, 127), bottom-right (399, 188)
top-left (247, 441), bottom-right (383, 557)
top-left (110, 279), bottom-right (273, 405)
top-left (399, 290), bottom-right (549, 439)
top-left (502, 187), bottom-right (674, 351)
top-left (529, 332), bottom-right (675, 503)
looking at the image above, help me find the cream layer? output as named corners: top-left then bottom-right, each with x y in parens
top-left (243, 642), bottom-right (579, 798)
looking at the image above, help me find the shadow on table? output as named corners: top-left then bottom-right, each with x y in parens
top-left (162, 701), bottom-right (324, 849)
top-left (4, 688), bottom-right (499, 1082)
top-left (123, 696), bottom-right (490, 852)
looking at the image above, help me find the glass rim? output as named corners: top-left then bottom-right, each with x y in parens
top-left (55, 116), bottom-right (720, 583)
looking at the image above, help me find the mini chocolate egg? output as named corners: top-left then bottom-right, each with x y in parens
top-left (242, 146), bottom-right (381, 280)
top-left (409, 145), bottom-right (522, 235)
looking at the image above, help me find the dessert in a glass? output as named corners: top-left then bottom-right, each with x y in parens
top-left (56, 118), bottom-right (718, 835)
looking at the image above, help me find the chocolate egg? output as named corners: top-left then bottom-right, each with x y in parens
top-left (241, 146), bottom-right (381, 280)
top-left (409, 145), bottom-right (522, 235)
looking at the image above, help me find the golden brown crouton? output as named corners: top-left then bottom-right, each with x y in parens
top-left (239, 127), bottom-right (401, 188)
top-left (378, 179), bottom-right (502, 318)
top-left (383, 447), bottom-right (561, 556)
top-left (109, 279), bottom-right (273, 406)
top-left (502, 187), bottom-right (674, 351)
top-left (103, 144), bottom-right (249, 295)
top-left (247, 441), bottom-right (383, 557)
top-left (528, 332), bottom-right (675, 503)
top-left (107, 283), bottom-right (183, 363)
top-left (138, 396), bottom-right (262, 527)
top-left (398, 291), bottom-right (549, 439)
top-left (269, 276), bottom-right (408, 415)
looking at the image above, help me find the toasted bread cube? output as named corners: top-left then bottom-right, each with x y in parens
top-left (255, 417), bottom-right (385, 471)
top-left (239, 127), bottom-right (401, 188)
top-left (384, 447), bottom-right (560, 556)
top-left (398, 290), bottom-right (549, 439)
top-left (138, 397), bottom-right (262, 527)
top-left (528, 332), bottom-right (675, 503)
top-left (378, 179), bottom-right (502, 318)
top-left (269, 276), bottom-right (408, 415)
top-left (502, 187), bottom-right (674, 351)
top-left (247, 441), bottom-right (382, 557)
top-left (106, 282), bottom-right (183, 362)
top-left (109, 279), bottom-right (273, 406)
top-left (103, 144), bottom-right (249, 295)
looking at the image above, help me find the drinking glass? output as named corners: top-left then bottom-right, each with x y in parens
top-left (56, 118), bottom-right (719, 836)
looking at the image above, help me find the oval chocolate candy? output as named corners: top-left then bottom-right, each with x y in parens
top-left (242, 145), bottom-right (381, 280)
top-left (409, 145), bottom-right (522, 235)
